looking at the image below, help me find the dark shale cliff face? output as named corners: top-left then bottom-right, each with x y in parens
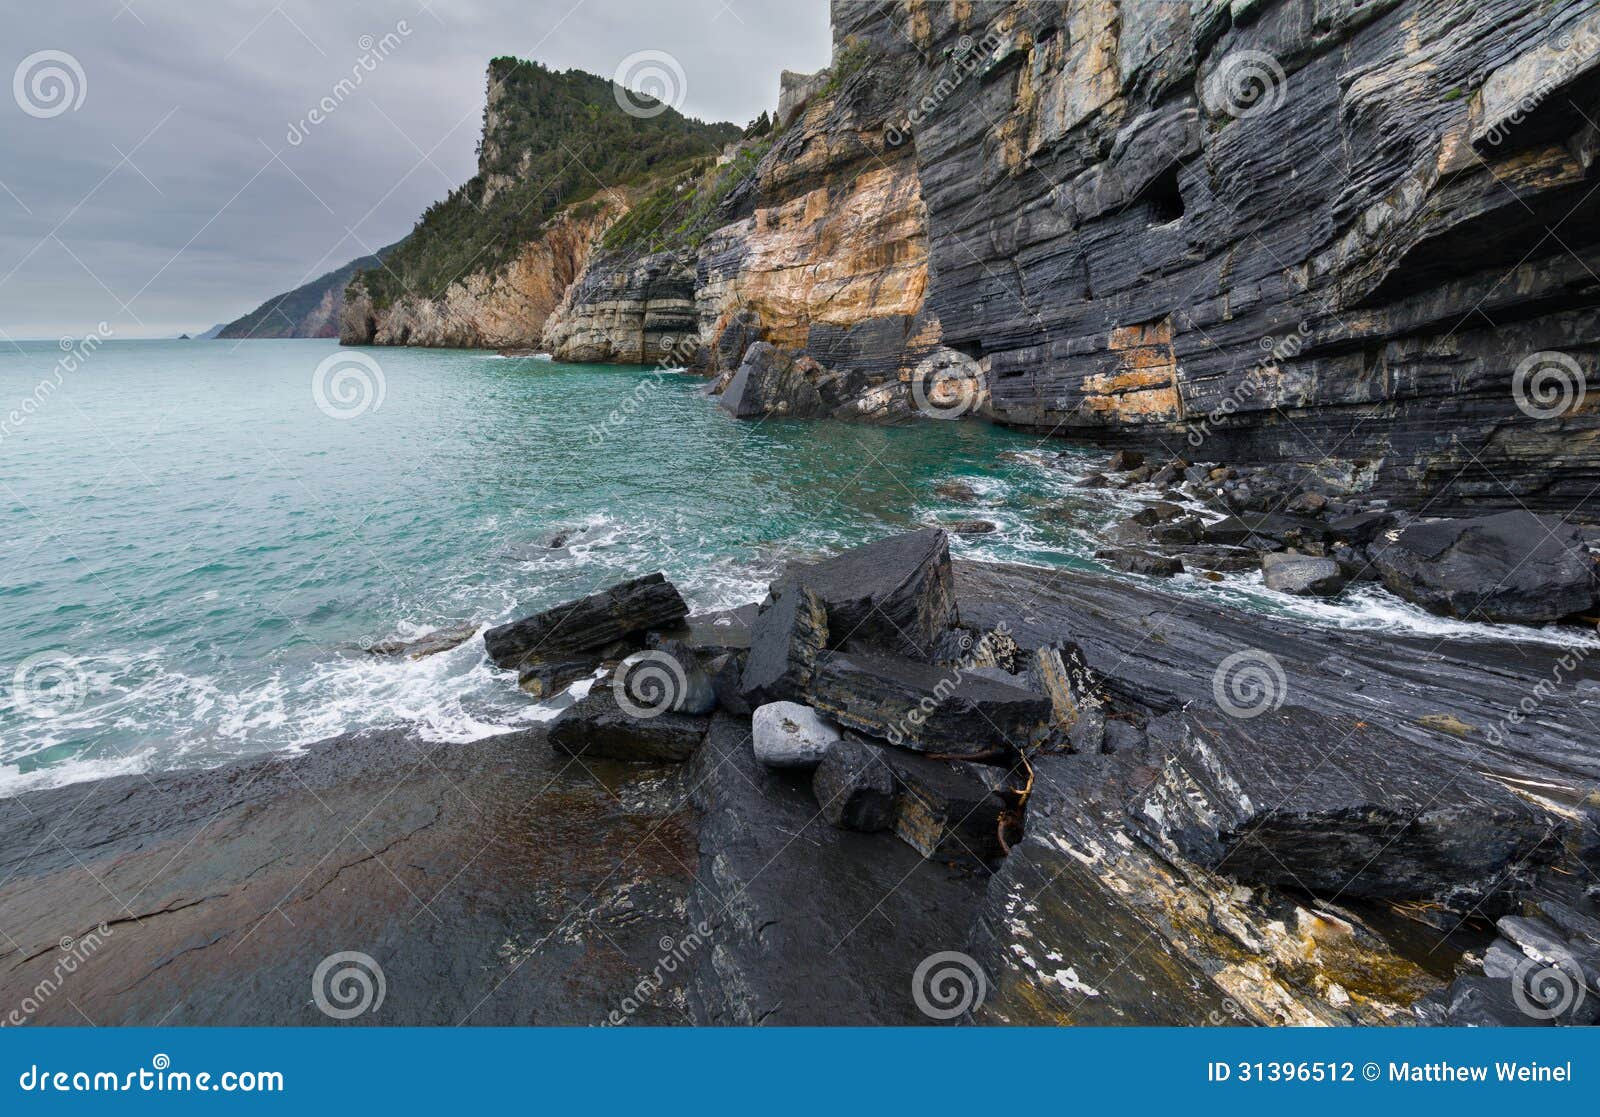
top-left (893, 0), bottom-right (1600, 515)
top-left (536, 0), bottom-right (1600, 515)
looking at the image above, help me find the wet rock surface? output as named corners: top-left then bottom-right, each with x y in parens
top-left (806, 649), bottom-right (1050, 756)
top-left (1371, 511), bottom-right (1600, 623)
top-left (1261, 552), bottom-right (1347, 596)
top-left (5, 541), bottom-right (1597, 1027)
top-left (549, 676), bottom-right (711, 763)
top-left (483, 572), bottom-right (689, 669)
top-left (0, 729), bottom-right (700, 1025)
top-left (1131, 706), bottom-right (1556, 912)
top-left (739, 585), bottom-right (829, 706)
top-left (774, 527), bottom-right (957, 658)
top-left (957, 559), bottom-right (1600, 1024)
top-left (685, 715), bottom-right (990, 1025)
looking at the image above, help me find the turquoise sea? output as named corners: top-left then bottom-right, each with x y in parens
top-left (0, 339), bottom-right (1578, 795)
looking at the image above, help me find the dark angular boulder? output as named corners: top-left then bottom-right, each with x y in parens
top-left (1107, 450), bottom-right (1144, 471)
top-left (517, 654), bottom-right (611, 698)
top-left (1371, 511), bottom-right (1599, 624)
top-left (1440, 976), bottom-right (1547, 1027)
top-left (1167, 545), bottom-right (1259, 573)
top-left (1129, 706), bottom-right (1555, 913)
top-left (1200, 513), bottom-right (1330, 549)
top-left (548, 676), bottom-right (710, 763)
top-left (777, 528), bottom-right (957, 659)
top-left (806, 649), bottom-right (1051, 755)
top-left (739, 585), bottom-right (828, 705)
top-left (1095, 547), bottom-right (1182, 577)
top-left (1129, 502), bottom-right (1182, 526)
top-left (1148, 515), bottom-right (1202, 545)
top-left (718, 341), bottom-right (830, 419)
top-left (365, 622), bottom-right (478, 659)
top-left (621, 639), bottom-right (717, 715)
top-left (942, 519), bottom-right (997, 535)
top-left (875, 744), bottom-right (1010, 865)
top-left (1327, 509), bottom-right (1394, 546)
top-left (703, 651), bottom-right (751, 716)
top-left (484, 573), bottom-right (689, 670)
top-left (812, 736), bottom-right (896, 831)
top-left (1031, 642), bottom-right (1105, 752)
top-left (681, 603), bottom-right (759, 656)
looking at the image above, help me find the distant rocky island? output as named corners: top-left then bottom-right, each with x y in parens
top-left (113, 0), bottom-right (1600, 1026)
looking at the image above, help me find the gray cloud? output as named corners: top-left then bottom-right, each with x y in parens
top-left (0, 0), bottom-right (831, 339)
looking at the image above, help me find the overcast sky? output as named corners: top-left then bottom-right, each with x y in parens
top-left (0, 0), bottom-right (833, 340)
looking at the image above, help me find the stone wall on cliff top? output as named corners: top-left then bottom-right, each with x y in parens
top-left (541, 0), bottom-right (1600, 516)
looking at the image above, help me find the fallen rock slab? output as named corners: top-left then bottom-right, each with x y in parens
top-left (1372, 510), bottom-right (1599, 623)
top-left (1130, 705), bottom-right (1557, 912)
top-left (549, 676), bottom-right (710, 763)
top-left (484, 573), bottom-right (689, 669)
top-left (685, 715), bottom-right (990, 1024)
top-left (878, 745), bottom-right (1012, 865)
top-left (807, 649), bottom-right (1051, 755)
top-left (812, 736), bottom-right (896, 831)
top-left (623, 639), bottom-right (717, 715)
top-left (718, 341), bottom-right (830, 419)
top-left (365, 622), bottom-right (479, 659)
top-left (1201, 513), bottom-right (1328, 549)
top-left (776, 528), bottom-right (957, 659)
top-left (1095, 547), bottom-right (1182, 577)
top-left (0, 727), bottom-right (702, 1025)
top-left (739, 585), bottom-right (828, 705)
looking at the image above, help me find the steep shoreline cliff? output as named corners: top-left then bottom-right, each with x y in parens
top-left (336, 58), bottom-right (738, 349)
top-left (223, 0), bottom-right (1600, 516)
top-left (543, 0), bottom-right (1600, 515)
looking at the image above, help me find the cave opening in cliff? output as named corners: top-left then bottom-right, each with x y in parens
top-left (1140, 166), bottom-right (1185, 226)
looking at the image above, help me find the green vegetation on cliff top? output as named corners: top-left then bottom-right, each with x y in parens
top-left (600, 138), bottom-right (771, 256)
top-left (351, 58), bottom-right (739, 307)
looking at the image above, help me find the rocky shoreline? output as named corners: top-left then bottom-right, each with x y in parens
top-left (4, 546), bottom-right (1595, 1026)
